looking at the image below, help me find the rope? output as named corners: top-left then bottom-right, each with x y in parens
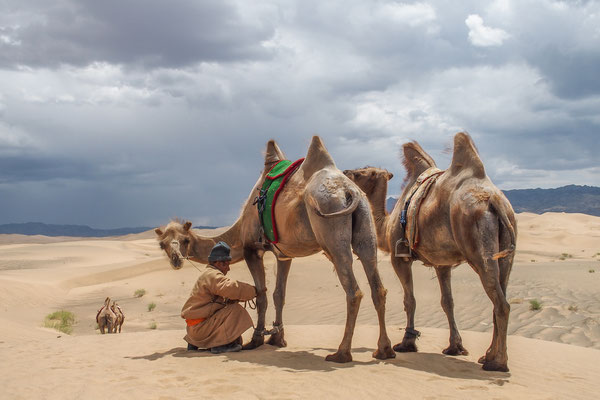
top-left (244, 299), bottom-right (257, 310)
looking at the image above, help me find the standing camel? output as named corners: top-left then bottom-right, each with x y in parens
top-left (155, 136), bottom-right (395, 363)
top-left (344, 132), bottom-right (516, 372)
top-left (96, 297), bottom-right (116, 334)
top-left (111, 301), bottom-right (125, 333)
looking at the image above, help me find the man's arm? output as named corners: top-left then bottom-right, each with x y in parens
top-left (211, 273), bottom-right (257, 301)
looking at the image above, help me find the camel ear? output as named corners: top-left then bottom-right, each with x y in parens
top-left (343, 170), bottom-right (354, 178)
top-left (155, 228), bottom-right (163, 236)
top-left (387, 172), bottom-right (394, 180)
top-left (183, 221), bottom-right (192, 231)
top-left (265, 139), bottom-right (285, 165)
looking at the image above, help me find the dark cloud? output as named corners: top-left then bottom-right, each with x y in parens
top-left (0, 0), bottom-right (599, 228)
top-left (0, 0), bottom-right (274, 68)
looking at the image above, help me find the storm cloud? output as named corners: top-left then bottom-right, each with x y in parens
top-left (0, 0), bottom-right (598, 228)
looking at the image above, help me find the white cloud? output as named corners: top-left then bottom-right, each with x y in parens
top-left (465, 14), bottom-right (510, 46)
top-left (378, 2), bottom-right (437, 28)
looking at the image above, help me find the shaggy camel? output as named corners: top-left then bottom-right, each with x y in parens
top-left (96, 297), bottom-right (117, 334)
top-left (344, 132), bottom-right (516, 372)
top-left (111, 301), bottom-right (125, 333)
top-left (155, 136), bottom-right (395, 362)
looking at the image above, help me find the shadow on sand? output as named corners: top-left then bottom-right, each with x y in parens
top-left (127, 344), bottom-right (509, 383)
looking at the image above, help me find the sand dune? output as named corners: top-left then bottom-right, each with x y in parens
top-left (1, 212), bottom-right (599, 399)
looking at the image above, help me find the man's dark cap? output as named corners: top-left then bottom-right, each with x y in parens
top-left (208, 241), bottom-right (232, 262)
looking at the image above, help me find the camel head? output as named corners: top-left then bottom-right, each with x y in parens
top-left (344, 167), bottom-right (393, 197)
top-left (155, 220), bottom-right (194, 269)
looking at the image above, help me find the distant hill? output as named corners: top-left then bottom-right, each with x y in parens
top-left (0, 222), bottom-right (219, 237)
top-left (386, 185), bottom-right (600, 216)
top-left (0, 222), bottom-right (153, 237)
top-left (503, 185), bottom-right (600, 216)
top-left (0, 222), bottom-right (220, 237)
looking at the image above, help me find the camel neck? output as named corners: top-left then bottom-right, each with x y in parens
top-left (366, 178), bottom-right (391, 252)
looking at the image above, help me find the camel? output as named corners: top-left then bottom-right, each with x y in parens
top-left (343, 132), bottom-right (516, 372)
top-left (155, 136), bottom-right (395, 362)
top-left (111, 301), bottom-right (125, 333)
top-left (96, 297), bottom-right (117, 334)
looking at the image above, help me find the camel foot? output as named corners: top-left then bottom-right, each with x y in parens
top-left (266, 330), bottom-right (287, 348)
top-left (393, 341), bottom-right (418, 353)
top-left (442, 343), bottom-right (469, 356)
top-left (482, 360), bottom-right (509, 372)
top-left (478, 355), bottom-right (486, 364)
top-left (325, 351), bottom-right (353, 363)
top-left (242, 335), bottom-right (265, 350)
top-left (373, 346), bottom-right (396, 360)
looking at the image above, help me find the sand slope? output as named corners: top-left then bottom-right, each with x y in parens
top-left (1, 212), bottom-right (599, 399)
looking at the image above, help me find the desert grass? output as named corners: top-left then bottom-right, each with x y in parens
top-left (568, 305), bottom-right (579, 312)
top-left (44, 310), bottom-right (76, 334)
top-left (559, 253), bottom-right (573, 260)
top-left (148, 322), bottom-right (157, 330)
top-left (134, 288), bottom-right (146, 298)
top-left (148, 302), bottom-right (156, 312)
top-left (590, 269), bottom-right (596, 273)
top-left (529, 299), bottom-right (543, 311)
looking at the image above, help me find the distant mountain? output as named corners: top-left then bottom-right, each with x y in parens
top-left (0, 222), bottom-right (153, 237)
top-left (386, 185), bottom-right (600, 216)
top-left (0, 222), bottom-right (219, 237)
top-left (503, 185), bottom-right (600, 216)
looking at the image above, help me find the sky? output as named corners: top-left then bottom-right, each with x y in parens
top-left (1, 0), bottom-right (599, 228)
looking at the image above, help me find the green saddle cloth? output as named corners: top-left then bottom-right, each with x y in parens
top-left (257, 158), bottom-right (304, 243)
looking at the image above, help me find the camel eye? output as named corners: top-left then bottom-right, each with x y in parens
top-left (182, 239), bottom-right (190, 245)
top-left (159, 242), bottom-right (166, 249)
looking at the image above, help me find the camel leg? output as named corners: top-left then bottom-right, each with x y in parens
top-left (434, 266), bottom-right (468, 356)
top-left (267, 258), bottom-right (292, 347)
top-left (391, 257), bottom-right (419, 352)
top-left (464, 212), bottom-right (510, 372)
top-left (477, 220), bottom-right (515, 367)
top-left (242, 248), bottom-right (267, 350)
top-left (352, 205), bottom-right (394, 360)
top-left (326, 248), bottom-right (362, 363)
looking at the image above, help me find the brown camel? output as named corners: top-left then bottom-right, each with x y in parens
top-left (155, 136), bottom-right (395, 363)
top-left (343, 132), bottom-right (516, 372)
top-left (111, 301), bottom-right (125, 333)
top-left (96, 297), bottom-right (117, 334)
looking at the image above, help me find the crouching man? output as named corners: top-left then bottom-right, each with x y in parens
top-left (181, 241), bottom-right (257, 354)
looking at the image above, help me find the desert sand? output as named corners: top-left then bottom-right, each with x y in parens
top-left (1, 212), bottom-right (599, 399)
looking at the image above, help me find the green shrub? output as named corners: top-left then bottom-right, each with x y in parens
top-left (589, 269), bottom-right (595, 273)
top-left (44, 310), bottom-right (76, 334)
top-left (148, 302), bottom-right (156, 312)
top-left (568, 305), bottom-right (578, 312)
top-left (529, 299), bottom-right (542, 311)
top-left (149, 322), bottom-right (157, 330)
top-left (134, 288), bottom-right (146, 298)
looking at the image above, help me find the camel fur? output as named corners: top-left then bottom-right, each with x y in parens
top-left (111, 301), bottom-right (124, 333)
top-left (96, 297), bottom-right (117, 334)
top-left (344, 132), bottom-right (516, 372)
top-left (156, 136), bottom-right (395, 363)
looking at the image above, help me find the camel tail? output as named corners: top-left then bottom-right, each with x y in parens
top-left (491, 194), bottom-right (517, 260)
top-left (309, 188), bottom-right (361, 218)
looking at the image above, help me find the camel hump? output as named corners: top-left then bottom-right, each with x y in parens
top-left (300, 136), bottom-right (336, 179)
top-left (264, 139), bottom-right (286, 167)
top-left (402, 141), bottom-right (436, 180)
top-left (449, 132), bottom-right (485, 178)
